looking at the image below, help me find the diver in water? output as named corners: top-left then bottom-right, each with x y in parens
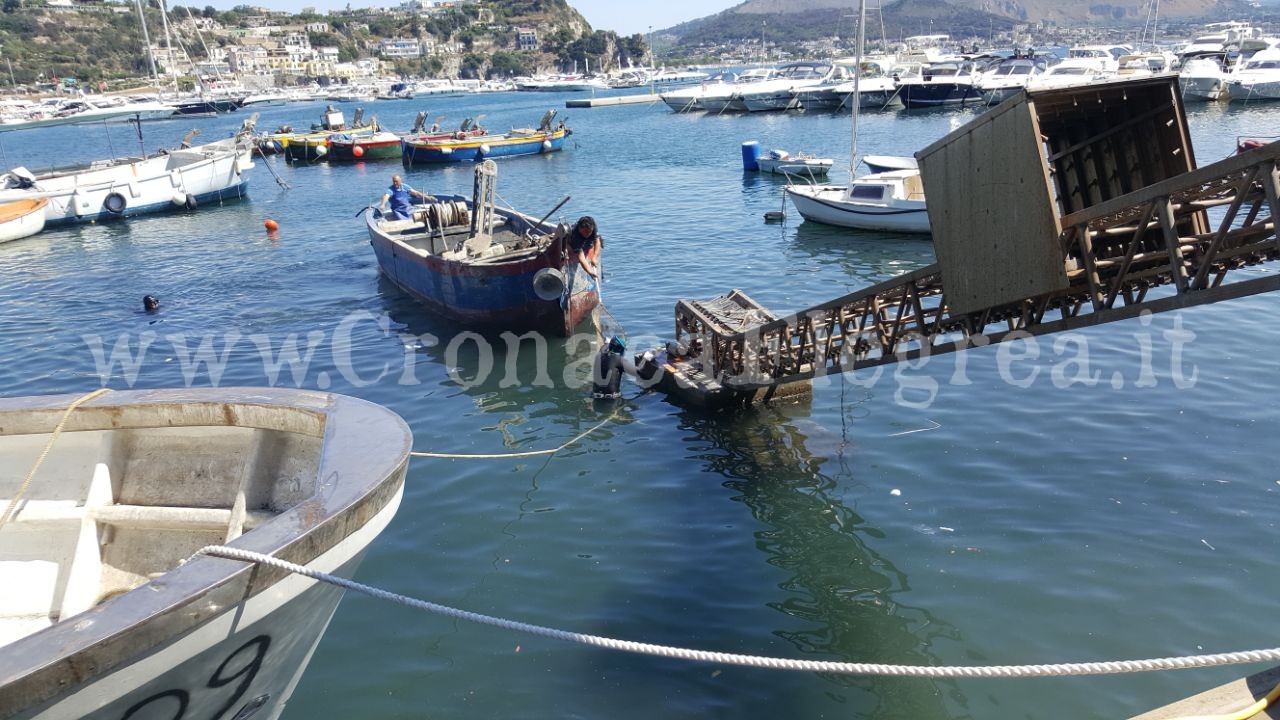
top-left (142, 295), bottom-right (160, 312)
top-left (592, 335), bottom-right (636, 401)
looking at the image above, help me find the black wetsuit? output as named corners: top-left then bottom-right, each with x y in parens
top-left (592, 349), bottom-right (625, 399)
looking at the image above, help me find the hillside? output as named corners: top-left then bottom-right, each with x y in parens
top-left (0, 0), bottom-right (641, 86)
top-left (660, 0), bottom-right (1263, 52)
top-left (727, 0), bottom-right (1223, 24)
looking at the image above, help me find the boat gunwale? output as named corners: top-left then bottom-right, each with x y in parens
top-left (0, 387), bottom-right (412, 718)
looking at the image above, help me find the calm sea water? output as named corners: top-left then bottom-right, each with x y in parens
top-left (3, 88), bottom-right (1280, 719)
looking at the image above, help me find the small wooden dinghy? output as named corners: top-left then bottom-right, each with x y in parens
top-left (0, 387), bottom-right (411, 720)
top-left (0, 198), bottom-right (46, 244)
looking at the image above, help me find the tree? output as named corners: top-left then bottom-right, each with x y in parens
top-left (487, 50), bottom-right (526, 78)
top-left (203, 5), bottom-right (216, 18)
top-left (2, 0), bottom-right (19, 14)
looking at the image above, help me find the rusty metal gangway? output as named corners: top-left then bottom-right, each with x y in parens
top-left (663, 77), bottom-right (1280, 402)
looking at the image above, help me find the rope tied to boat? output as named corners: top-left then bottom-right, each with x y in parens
top-left (408, 412), bottom-right (617, 459)
top-left (193, 543), bottom-right (1280, 683)
top-left (0, 387), bottom-right (110, 532)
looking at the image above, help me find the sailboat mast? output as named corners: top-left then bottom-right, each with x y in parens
top-left (133, 0), bottom-right (160, 90)
top-left (158, 0), bottom-right (179, 92)
top-left (850, 0), bottom-right (865, 176)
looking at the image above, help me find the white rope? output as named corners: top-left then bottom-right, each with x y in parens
top-left (408, 412), bottom-right (616, 459)
top-left (194, 545), bottom-right (1280, 678)
top-left (0, 388), bottom-right (110, 532)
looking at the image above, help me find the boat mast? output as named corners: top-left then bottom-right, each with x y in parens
top-left (850, 0), bottom-right (865, 176)
top-left (158, 0), bottom-right (180, 94)
top-left (133, 0), bottom-right (160, 91)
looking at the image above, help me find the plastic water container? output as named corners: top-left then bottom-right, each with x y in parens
top-left (741, 140), bottom-right (760, 171)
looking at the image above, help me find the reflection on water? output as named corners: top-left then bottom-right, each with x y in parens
top-left (678, 402), bottom-right (965, 717)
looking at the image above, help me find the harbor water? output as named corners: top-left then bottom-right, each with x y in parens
top-left (2, 89), bottom-right (1279, 718)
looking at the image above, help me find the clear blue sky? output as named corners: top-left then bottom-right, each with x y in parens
top-left (574, 0), bottom-right (735, 36)
top-left (202, 1), bottom-right (737, 36)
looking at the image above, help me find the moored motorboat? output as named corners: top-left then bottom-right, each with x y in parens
top-left (0, 118), bottom-right (257, 227)
top-left (365, 161), bottom-right (598, 336)
top-left (0, 198), bottom-right (47, 243)
top-left (755, 149), bottom-right (833, 177)
top-left (0, 387), bottom-right (410, 720)
top-left (785, 169), bottom-right (931, 233)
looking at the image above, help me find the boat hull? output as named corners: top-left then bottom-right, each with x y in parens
top-left (900, 82), bottom-right (984, 108)
top-left (757, 158), bottom-right (832, 177)
top-left (402, 128), bottom-right (567, 165)
top-left (327, 137), bottom-right (402, 161)
top-left (0, 199), bottom-right (46, 243)
top-left (786, 184), bottom-right (931, 233)
top-left (0, 388), bottom-right (411, 720)
top-left (366, 198), bottom-right (598, 336)
top-left (0, 138), bottom-right (254, 227)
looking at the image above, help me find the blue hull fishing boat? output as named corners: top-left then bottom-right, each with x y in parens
top-left (402, 110), bottom-right (570, 165)
top-left (364, 161), bottom-right (598, 336)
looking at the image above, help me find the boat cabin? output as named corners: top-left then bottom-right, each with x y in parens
top-left (917, 75), bottom-right (1198, 314)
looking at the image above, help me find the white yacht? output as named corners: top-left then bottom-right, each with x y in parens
top-left (977, 58), bottom-right (1046, 104)
top-left (660, 70), bottom-right (736, 112)
top-left (738, 62), bottom-right (838, 112)
top-left (1179, 56), bottom-right (1229, 101)
top-left (699, 68), bottom-right (776, 113)
top-left (1226, 48), bottom-right (1280, 101)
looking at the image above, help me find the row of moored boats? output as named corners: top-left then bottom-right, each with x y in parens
top-left (662, 28), bottom-right (1280, 114)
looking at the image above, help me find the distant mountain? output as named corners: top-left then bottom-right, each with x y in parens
top-left (659, 0), bottom-right (1254, 48)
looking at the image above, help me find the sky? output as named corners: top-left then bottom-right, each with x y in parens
top-left (202, 0), bottom-right (738, 37)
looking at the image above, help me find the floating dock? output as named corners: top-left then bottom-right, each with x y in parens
top-left (653, 76), bottom-right (1280, 409)
top-left (564, 93), bottom-right (660, 109)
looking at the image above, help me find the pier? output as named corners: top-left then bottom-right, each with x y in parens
top-left (564, 92), bottom-right (661, 109)
top-left (656, 77), bottom-right (1280, 407)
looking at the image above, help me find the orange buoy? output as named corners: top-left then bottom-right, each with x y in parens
top-left (264, 218), bottom-right (279, 232)
top-left (352, 145), bottom-right (365, 158)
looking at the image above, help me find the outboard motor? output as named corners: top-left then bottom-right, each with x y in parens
top-left (353, 107), bottom-right (364, 127)
top-left (412, 111), bottom-right (426, 135)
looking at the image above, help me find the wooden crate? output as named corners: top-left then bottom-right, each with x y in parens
top-left (918, 76), bottom-right (1197, 314)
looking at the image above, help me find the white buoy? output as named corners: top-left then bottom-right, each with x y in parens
top-left (171, 191), bottom-right (188, 207)
top-left (541, 140), bottom-right (552, 152)
top-left (479, 144), bottom-right (491, 155)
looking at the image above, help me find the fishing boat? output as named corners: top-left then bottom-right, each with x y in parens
top-left (281, 107), bottom-right (374, 162)
top-left (365, 161), bottom-right (598, 336)
top-left (783, 0), bottom-right (931, 234)
top-left (0, 387), bottom-right (410, 720)
top-left (0, 118), bottom-right (257, 227)
top-left (327, 130), bottom-right (402, 161)
top-left (402, 110), bottom-right (569, 165)
top-left (0, 198), bottom-right (47, 243)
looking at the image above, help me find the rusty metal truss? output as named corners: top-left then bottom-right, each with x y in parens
top-left (674, 143), bottom-right (1280, 390)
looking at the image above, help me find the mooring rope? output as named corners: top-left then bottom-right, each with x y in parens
top-left (409, 412), bottom-right (617, 459)
top-left (0, 387), bottom-right (110, 532)
top-left (194, 544), bottom-right (1280, 680)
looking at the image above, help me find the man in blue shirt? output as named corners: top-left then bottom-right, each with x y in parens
top-left (379, 175), bottom-right (431, 220)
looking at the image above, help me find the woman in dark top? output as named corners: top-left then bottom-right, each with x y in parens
top-left (569, 216), bottom-right (602, 280)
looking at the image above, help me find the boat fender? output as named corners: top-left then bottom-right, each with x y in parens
top-left (184, 193), bottom-right (198, 210)
top-left (314, 143), bottom-right (328, 157)
top-left (542, 140), bottom-right (552, 152)
top-left (103, 192), bottom-right (127, 215)
top-left (272, 140), bottom-right (284, 153)
top-left (439, 146), bottom-right (453, 156)
top-left (478, 144), bottom-right (490, 155)
top-left (532, 267), bottom-right (566, 301)
top-left (170, 191), bottom-right (187, 207)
